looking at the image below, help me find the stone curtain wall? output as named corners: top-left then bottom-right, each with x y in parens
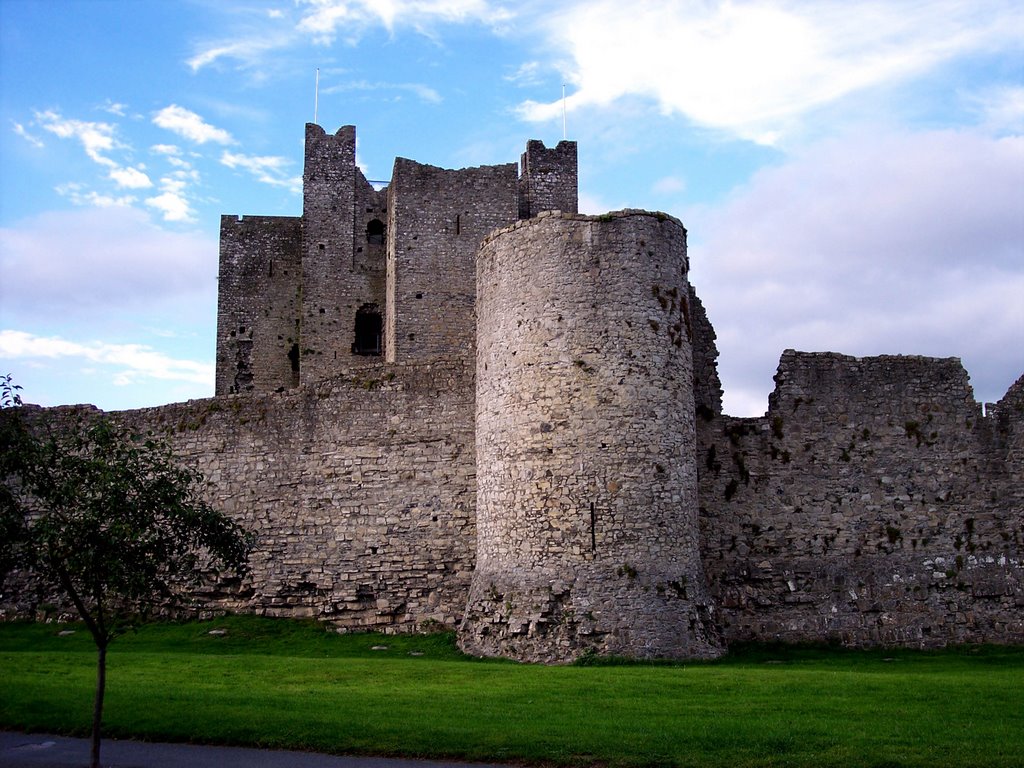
top-left (385, 158), bottom-right (518, 365)
top-left (125, 361), bottom-right (478, 631)
top-left (698, 351), bottom-right (1024, 646)
top-left (463, 211), bottom-right (723, 662)
top-left (215, 215), bottom-right (302, 395)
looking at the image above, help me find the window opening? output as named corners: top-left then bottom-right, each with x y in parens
top-left (590, 502), bottom-right (597, 552)
top-left (366, 219), bottom-right (385, 245)
top-left (352, 304), bottom-right (382, 356)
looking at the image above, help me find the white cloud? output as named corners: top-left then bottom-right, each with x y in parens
top-left (32, 109), bottom-right (159, 198)
top-left (145, 175), bottom-right (196, 222)
top-left (55, 183), bottom-right (137, 208)
top-left (519, 0), bottom-right (1024, 145)
top-left (109, 166), bottom-right (153, 189)
top-left (153, 105), bottom-right (234, 145)
top-left (0, 206), bottom-right (215, 317)
top-left (187, 37), bottom-right (285, 73)
top-left (189, 0), bottom-right (513, 72)
top-left (0, 330), bottom-right (213, 387)
top-left (296, 0), bottom-right (510, 42)
top-left (35, 109), bottom-right (119, 166)
top-left (101, 100), bottom-right (129, 117)
top-left (505, 61), bottom-right (544, 87)
top-left (969, 84), bottom-right (1024, 135)
top-left (11, 121), bottom-right (44, 148)
top-left (220, 151), bottom-right (302, 193)
top-left (690, 128), bottom-right (1024, 415)
top-left (652, 176), bottom-right (685, 195)
top-left (322, 79), bottom-right (443, 104)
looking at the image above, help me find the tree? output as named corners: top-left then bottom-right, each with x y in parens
top-left (1, 375), bottom-right (252, 768)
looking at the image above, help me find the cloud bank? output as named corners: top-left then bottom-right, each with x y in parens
top-left (690, 128), bottom-right (1024, 415)
top-left (519, 0), bottom-right (1024, 144)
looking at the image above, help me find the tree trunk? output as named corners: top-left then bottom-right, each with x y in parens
top-left (91, 642), bottom-right (107, 768)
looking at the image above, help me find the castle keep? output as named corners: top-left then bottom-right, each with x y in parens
top-left (216, 124), bottom-right (577, 394)
top-left (6, 124), bottom-right (1022, 661)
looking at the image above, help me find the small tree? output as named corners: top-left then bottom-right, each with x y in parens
top-left (1, 375), bottom-right (252, 768)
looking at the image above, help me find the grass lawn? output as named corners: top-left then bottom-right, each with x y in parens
top-left (1, 615), bottom-right (1022, 768)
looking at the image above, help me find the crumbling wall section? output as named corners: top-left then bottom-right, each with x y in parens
top-left (215, 215), bottom-right (302, 395)
top-left (689, 286), bottom-right (723, 422)
top-left (699, 351), bottom-right (1024, 647)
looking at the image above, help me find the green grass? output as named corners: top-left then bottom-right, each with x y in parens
top-left (2, 616), bottom-right (1023, 768)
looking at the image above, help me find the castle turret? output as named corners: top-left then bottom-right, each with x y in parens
top-left (518, 139), bottom-right (578, 219)
top-left (461, 210), bottom-right (724, 662)
top-left (300, 124), bottom-right (388, 380)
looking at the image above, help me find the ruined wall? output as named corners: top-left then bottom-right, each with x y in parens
top-left (518, 140), bottom-right (578, 219)
top-left (385, 159), bottom-right (517, 365)
top-left (215, 215), bottom-right (302, 395)
top-left (689, 286), bottom-right (723, 422)
top-left (463, 211), bottom-right (722, 662)
top-left (127, 361), bottom-right (477, 631)
top-left (699, 351), bottom-right (1024, 647)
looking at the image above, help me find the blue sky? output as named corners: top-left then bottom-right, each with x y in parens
top-left (1, 0), bottom-right (1022, 416)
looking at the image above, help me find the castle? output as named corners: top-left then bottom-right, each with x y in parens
top-left (8, 124), bottom-right (1024, 661)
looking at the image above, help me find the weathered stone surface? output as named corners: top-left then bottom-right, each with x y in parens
top-left (463, 211), bottom-right (722, 662)
top-left (698, 353), bottom-right (1024, 647)
top-left (3, 123), bottom-right (1021, 662)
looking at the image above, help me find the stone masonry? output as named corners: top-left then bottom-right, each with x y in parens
top-left (3, 123), bottom-right (1021, 662)
top-left (463, 211), bottom-right (721, 661)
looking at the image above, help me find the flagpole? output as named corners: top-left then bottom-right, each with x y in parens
top-left (562, 84), bottom-right (566, 140)
top-left (314, 68), bottom-right (320, 125)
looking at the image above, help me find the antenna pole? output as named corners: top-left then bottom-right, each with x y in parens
top-left (314, 68), bottom-right (320, 125)
top-left (562, 84), bottom-right (566, 140)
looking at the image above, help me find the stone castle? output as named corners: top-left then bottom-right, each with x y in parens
top-left (8, 124), bottom-right (1024, 661)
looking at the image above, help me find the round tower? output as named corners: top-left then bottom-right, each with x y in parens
top-left (460, 210), bottom-right (723, 662)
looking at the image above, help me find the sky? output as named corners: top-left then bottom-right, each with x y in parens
top-left (1, 0), bottom-right (1022, 417)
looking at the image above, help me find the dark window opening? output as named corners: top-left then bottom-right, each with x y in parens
top-left (366, 219), bottom-right (385, 245)
top-left (590, 502), bottom-right (597, 552)
top-left (352, 304), bottom-right (382, 356)
top-left (455, 214), bottom-right (461, 235)
top-left (288, 343), bottom-right (300, 373)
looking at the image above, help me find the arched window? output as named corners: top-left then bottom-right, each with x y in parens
top-left (366, 219), bottom-right (385, 245)
top-left (352, 304), bottom-right (382, 356)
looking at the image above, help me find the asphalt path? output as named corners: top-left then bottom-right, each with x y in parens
top-left (1, 732), bottom-right (509, 768)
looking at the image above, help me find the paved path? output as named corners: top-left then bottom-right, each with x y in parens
top-left (1, 732), bottom-right (508, 768)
